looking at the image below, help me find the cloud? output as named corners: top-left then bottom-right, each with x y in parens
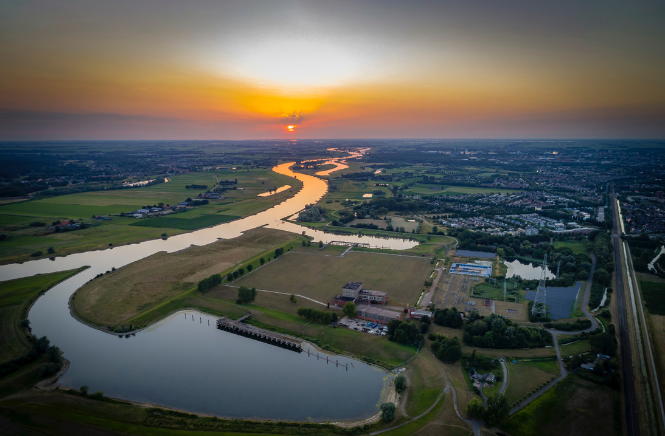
top-left (278, 112), bottom-right (305, 126)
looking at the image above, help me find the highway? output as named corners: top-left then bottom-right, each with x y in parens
top-left (611, 189), bottom-right (640, 436)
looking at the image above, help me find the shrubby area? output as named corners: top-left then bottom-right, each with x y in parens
top-left (544, 319), bottom-right (592, 331)
top-left (432, 307), bottom-right (463, 328)
top-left (387, 319), bottom-right (423, 346)
top-left (429, 333), bottom-right (462, 363)
top-left (297, 205), bottom-right (327, 222)
top-left (0, 335), bottom-right (63, 379)
top-left (197, 273), bottom-right (222, 293)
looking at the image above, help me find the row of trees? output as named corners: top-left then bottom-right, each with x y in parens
top-left (197, 274), bottom-right (222, 293)
top-left (296, 307), bottom-right (339, 324)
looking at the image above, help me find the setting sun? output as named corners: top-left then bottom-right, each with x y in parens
top-left (287, 125), bottom-right (295, 132)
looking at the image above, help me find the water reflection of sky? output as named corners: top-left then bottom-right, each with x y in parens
top-left (503, 259), bottom-right (555, 280)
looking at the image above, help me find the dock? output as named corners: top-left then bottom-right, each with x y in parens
top-left (216, 314), bottom-right (303, 351)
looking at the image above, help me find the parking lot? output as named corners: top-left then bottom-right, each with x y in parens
top-left (338, 316), bottom-right (387, 335)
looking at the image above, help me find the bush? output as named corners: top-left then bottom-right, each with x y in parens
top-left (237, 286), bottom-right (257, 304)
top-left (394, 374), bottom-right (407, 393)
top-left (80, 385), bottom-right (89, 395)
top-left (380, 402), bottom-right (396, 421)
top-left (296, 307), bottom-right (338, 324)
top-left (90, 391), bottom-right (104, 399)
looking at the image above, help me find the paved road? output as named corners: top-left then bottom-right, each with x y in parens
top-left (499, 360), bottom-right (508, 394)
top-left (612, 190), bottom-right (640, 436)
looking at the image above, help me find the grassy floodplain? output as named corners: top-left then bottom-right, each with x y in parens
top-left (72, 228), bottom-right (300, 329)
top-left (0, 168), bottom-right (301, 265)
top-left (0, 268), bottom-right (87, 363)
top-left (234, 245), bottom-right (433, 307)
top-left (503, 359), bottom-right (559, 405)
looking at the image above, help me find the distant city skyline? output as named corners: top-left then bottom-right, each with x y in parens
top-left (1, 0), bottom-right (664, 140)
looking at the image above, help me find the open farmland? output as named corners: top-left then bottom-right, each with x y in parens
top-left (72, 228), bottom-right (299, 328)
top-left (234, 249), bottom-right (432, 307)
top-left (0, 168), bottom-right (300, 264)
top-left (501, 374), bottom-right (620, 436)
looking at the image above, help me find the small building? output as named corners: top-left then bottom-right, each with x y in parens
top-left (333, 295), bottom-right (355, 307)
top-left (342, 282), bottom-right (363, 298)
top-left (409, 308), bottom-right (433, 319)
top-left (525, 227), bottom-right (538, 236)
top-left (580, 363), bottom-right (595, 370)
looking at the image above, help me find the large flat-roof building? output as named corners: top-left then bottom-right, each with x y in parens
top-left (356, 304), bottom-right (403, 325)
top-left (342, 282), bottom-right (363, 298)
top-left (449, 263), bottom-right (492, 278)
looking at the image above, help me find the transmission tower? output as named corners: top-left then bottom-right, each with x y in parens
top-left (556, 260), bottom-right (561, 279)
top-left (531, 254), bottom-right (548, 318)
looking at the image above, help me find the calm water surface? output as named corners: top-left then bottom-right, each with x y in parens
top-left (503, 258), bottom-right (556, 280)
top-left (0, 157), bottom-right (410, 421)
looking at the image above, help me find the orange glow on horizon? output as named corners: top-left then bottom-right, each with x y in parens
top-left (287, 125), bottom-right (295, 132)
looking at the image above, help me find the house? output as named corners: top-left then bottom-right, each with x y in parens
top-left (468, 368), bottom-right (495, 384)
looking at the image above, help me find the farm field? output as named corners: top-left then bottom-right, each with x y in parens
top-left (0, 268), bottom-right (86, 363)
top-left (72, 228), bottom-right (301, 328)
top-left (0, 168), bottom-right (301, 264)
top-left (501, 374), bottom-right (620, 436)
top-left (639, 275), bottom-right (665, 315)
top-left (503, 359), bottom-right (559, 405)
top-left (234, 249), bottom-right (432, 307)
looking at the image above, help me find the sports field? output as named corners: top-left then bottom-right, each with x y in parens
top-left (72, 228), bottom-right (300, 327)
top-left (234, 249), bottom-right (432, 306)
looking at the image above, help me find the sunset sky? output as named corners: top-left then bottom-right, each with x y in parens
top-left (1, 0), bottom-right (665, 140)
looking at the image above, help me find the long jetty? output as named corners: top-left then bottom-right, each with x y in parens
top-left (216, 314), bottom-right (303, 351)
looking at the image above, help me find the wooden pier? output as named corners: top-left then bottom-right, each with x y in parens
top-left (216, 314), bottom-right (302, 351)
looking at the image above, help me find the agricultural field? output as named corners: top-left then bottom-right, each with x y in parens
top-left (0, 268), bottom-right (86, 363)
top-left (503, 359), bottom-right (560, 405)
top-left (639, 275), bottom-right (665, 315)
top-left (234, 248), bottom-right (433, 307)
top-left (639, 273), bottom-right (665, 399)
top-left (0, 168), bottom-right (300, 264)
top-left (501, 374), bottom-right (620, 436)
top-left (72, 228), bottom-right (300, 328)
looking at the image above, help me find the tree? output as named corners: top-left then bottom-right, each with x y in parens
top-left (319, 240), bottom-right (323, 248)
top-left (590, 332), bottom-right (617, 356)
top-left (394, 374), bottom-right (407, 393)
top-left (593, 268), bottom-right (611, 286)
top-left (237, 286), bottom-right (256, 304)
top-left (20, 319), bottom-right (30, 328)
top-left (302, 240), bottom-right (307, 247)
top-left (289, 294), bottom-right (297, 303)
top-left (227, 273), bottom-right (233, 282)
top-left (380, 402), bottom-right (396, 421)
top-left (465, 397), bottom-right (484, 419)
top-left (432, 226), bottom-right (438, 233)
top-left (260, 257), bottom-right (265, 265)
top-left (80, 385), bottom-right (89, 395)
top-left (247, 264), bottom-right (253, 272)
top-left (343, 302), bottom-right (357, 318)
top-left (483, 394), bottom-right (510, 426)
top-left (238, 268), bottom-right (245, 276)
top-left (47, 247), bottom-right (55, 254)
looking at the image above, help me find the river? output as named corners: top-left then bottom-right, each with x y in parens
top-left (0, 156), bottom-right (415, 421)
